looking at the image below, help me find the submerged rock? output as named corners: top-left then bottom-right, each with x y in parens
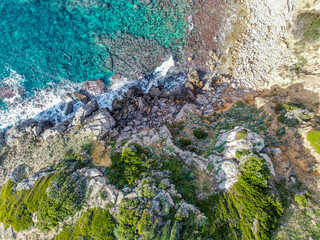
top-left (82, 79), bottom-right (105, 96)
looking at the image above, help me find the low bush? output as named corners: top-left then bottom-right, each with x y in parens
top-left (193, 129), bottom-right (208, 139)
top-left (307, 129), bottom-right (320, 154)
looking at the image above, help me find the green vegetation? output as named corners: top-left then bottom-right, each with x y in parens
top-left (235, 149), bottom-right (251, 160)
top-left (307, 129), bottom-right (320, 154)
top-left (235, 129), bottom-right (248, 140)
top-left (55, 208), bottom-right (116, 240)
top-left (176, 138), bottom-right (192, 149)
top-left (294, 193), bottom-right (311, 208)
top-left (198, 156), bottom-right (282, 240)
top-left (108, 143), bottom-right (149, 188)
top-left (193, 129), bottom-right (208, 139)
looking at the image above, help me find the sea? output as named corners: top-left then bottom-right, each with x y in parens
top-left (0, 0), bottom-right (190, 131)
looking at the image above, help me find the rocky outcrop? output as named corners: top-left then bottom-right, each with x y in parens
top-left (215, 126), bottom-right (265, 159)
top-left (82, 79), bottom-right (105, 96)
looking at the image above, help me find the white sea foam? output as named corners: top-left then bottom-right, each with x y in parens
top-left (0, 56), bottom-right (186, 131)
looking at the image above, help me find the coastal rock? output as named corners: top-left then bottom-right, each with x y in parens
top-left (215, 126), bottom-right (265, 159)
top-left (24, 120), bottom-right (54, 138)
top-left (175, 104), bottom-right (201, 121)
top-left (0, 132), bottom-right (4, 152)
top-left (0, 86), bottom-right (22, 100)
top-left (82, 109), bottom-right (116, 137)
top-left (72, 92), bottom-right (88, 103)
top-left (82, 79), bottom-right (105, 96)
top-left (64, 101), bottom-right (73, 115)
top-left (138, 97), bottom-right (148, 112)
top-left (42, 119), bottom-right (71, 140)
top-left (149, 85), bottom-right (162, 98)
top-left (126, 86), bottom-right (143, 99)
top-left (74, 100), bottom-right (99, 122)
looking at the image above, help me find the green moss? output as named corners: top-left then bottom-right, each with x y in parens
top-left (235, 129), bottom-right (248, 140)
top-left (55, 208), bottom-right (116, 240)
top-left (193, 129), bottom-right (208, 139)
top-left (307, 129), bottom-right (320, 154)
top-left (235, 149), bottom-right (251, 160)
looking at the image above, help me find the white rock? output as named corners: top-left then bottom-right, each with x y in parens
top-left (85, 168), bottom-right (103, 178)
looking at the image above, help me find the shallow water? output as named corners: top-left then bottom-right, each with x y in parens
top-left (0, 0), bottom-right (189, 130)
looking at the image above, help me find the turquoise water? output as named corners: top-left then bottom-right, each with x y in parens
top-left (0, 0), bottom-right (188, 93)
top-left (0, 0), bottom-right (189, 129)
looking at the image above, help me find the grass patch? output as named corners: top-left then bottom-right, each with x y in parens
top-left (55, 208), bottom-right (116, 240)
top-left (307, 129), bottom-right (320, 154)
top-left (295, 12), bottom-right (320, 43)
top-left (235, 129), bottom-right (248, 140)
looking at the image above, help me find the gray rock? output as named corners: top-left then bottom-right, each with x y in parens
top-left (82, 109), bottom-right (116, 137)
top-left (196, 94), bottom-right (207, 105)
top-left (215, 126), bottom-right (265, 159)
top-left (16, 171), bottom-right (53, 191)
top-left (74, 100), bottom-right (99, 122)
top-left (138, 97), bottom-right (148, 112)
top-left (64, 101), bottom-right (73, 115)
top-left (5, 126), bottom-right (24, 147)
top-left (72, 92), bottom-right (88, 103)
top-left (85, 168), bottom-right (103, 178)
top-left (149, 85), bottom-right (162, 98)
top-left (175, 104), bottom-right (201, 121)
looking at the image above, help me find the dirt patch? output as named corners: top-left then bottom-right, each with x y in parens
top-left (91, 141), bottom-right (112, 167)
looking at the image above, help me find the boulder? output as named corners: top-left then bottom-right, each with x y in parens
top-left (42, 119), bottom-right (71, 140)
top-left (64, 101), bottom-right (73, 115)
top-left (85, 168), bottom-right (103, 178)
top-left (188, 70), bottom-right (203, 88)
top-left (126, 86), bottom-right (143, 99)
top-left (149, 85), bottom-right (162, 98)
top-left (196, 94), bottom-right (207, 105)
top-left (215, 160), bottom-right (239, 190)
top-left (72, 92), bottom-right (88, 103)
top-left (138, 97), bottom-right (148, 112)
top-left (74, 100), bottom-right (99, 122)
top-left (215, 126), bottom-right (265, 159)
top-left (175, 104), bottom-right (201, 121)
top-left (82, 79), bottom-right (105, 96)
top-left (82, 109), bottom-right (116, 137)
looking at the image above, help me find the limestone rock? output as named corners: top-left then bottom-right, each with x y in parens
top-left (215, 126), bottom-right (265, 159)
top-left (85, 168), bottom-right (103, 178)
top-left (82, 109), bottom-right (116, 137)
top-left (149, 85), bottom-right (162, 98)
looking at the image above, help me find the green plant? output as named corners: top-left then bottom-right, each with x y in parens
top-left (176, 138), bottom-right (192, 149)
top-left (236, 149), bottom-right (251, 160)
top-left (294, 193), bottom-right (311, 208)
top-left (193, 129), bottom-right (208, 139)
top-left (55, 208), bottom-right (116, 240)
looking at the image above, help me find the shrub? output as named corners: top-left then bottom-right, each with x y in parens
top-left (176, 138), bottom-right (192, 149)
top-left (193, 129), bottom-right (208, 139)
top-left (55, 208), bottom-right (116, 240)
top-left (294, 193), bottom-right (311, 208)
top-left (108, 144), bottom-right (149, 188)
top-left (235, 149), bottom-right (251, 160)
top-left (118, 199), bottom-right (141, 240)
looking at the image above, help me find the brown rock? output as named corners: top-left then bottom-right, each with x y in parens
top-left (72, 92), bottom-right (88, 103)
top-left (82, 79), bottom-right (105, 96)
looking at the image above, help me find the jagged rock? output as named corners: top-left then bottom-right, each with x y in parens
top-left (149, 85), bottom-right (162, 98)
top-left (111, 97), bottom-right (123, 111)
top-left (74, 100), bottom-right (99, 123)
top-left (24, 120), bottom-right (54, 138)
top-left (215, 160), bottom-right (239, 190)
top-left (16, 171), bottom-right (53, 191)
top-left (64, 101), bottom-right (73, 115)
top-left (126, 86), bottom-right (143, 99)
top-left (82, 109), bottom-right (116, 137)
top-left (184, 81), bottom-right (195, 91)
top-left (6, 164), bottom-right (29, 183)
top-left (175, 104), bottom-right (201, 121)
top-left (85, 168), bottom-right (103, 178)
top-left (42, 119), bottom-right (71, 140)
top-left (215, 126), bottom-right (265, 159)
top-left (82, 79), bottom-right (105, 96)
top-left (72, 91), bottom-right (88, 103)
top-left (138, 97), bottom-right (148, 112)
